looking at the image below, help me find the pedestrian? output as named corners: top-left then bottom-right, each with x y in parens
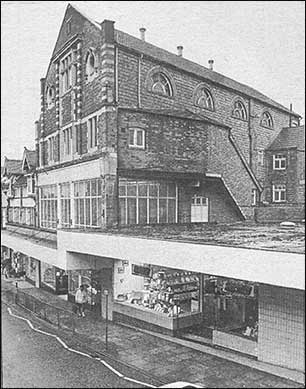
top-left (75, 284), bottom-right (88, 317)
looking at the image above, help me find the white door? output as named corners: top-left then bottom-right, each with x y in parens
top-left (191, 195), bottom-right (208, 222)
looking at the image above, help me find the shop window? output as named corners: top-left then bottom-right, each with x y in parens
top-left (194, 86), bottom-right (214, 111)
top-left (128, 128), bottom-right (145, 149)
top-left (73, 178), bottom-right (102, 228)
top-left (273, 154), bottom-right (286, 170)
top-left (87, 115), bottom-right (98, 149)
top-left (261, 111), bottom-right (273, 129)
top-left (40, 185), bottom-right (58, 229)
top-left (272, 184), bottom-right (286, 202)
top-left (41, 262), bottom-right (56, 290)
top-left (232, 100), bottom-right (247, 121)
top-left (119, 180), bottom-right (177, 225)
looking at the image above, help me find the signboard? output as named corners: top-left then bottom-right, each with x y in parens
top-left (131, 264), bottom-right (151, 277)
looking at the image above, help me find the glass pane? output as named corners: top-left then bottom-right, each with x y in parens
top-left (79, 182), bottom-right (85, 197)
top-left (127, 184), bottom-right (136, 197)
top-left (168, 199), bottom-right (176, 223)
top-left (138, 183), bottom-right (148, 197)
top-left (149, 184), bottom-right (158, 197)
top-left (136, 130), bottom-right (143, 146)
top-left (85, 198), bottom-right (91, 225)
top-left (86, 181), bottom-right (91, 196)
top-left (149, 199), bottom-right (158, 223)
top-left (97, 179), bottom-right (101, 196)
top-left (129, 130), bottom-right (134, 145)
top-left (74, 199), bottom-right (79, 225)
top-left (127, 198), bottom-right (137, 225)
top-left (168, 183), bottom-right (176, 197)
top-left (138, 198), bottom-right (147, 224)
top-left (119, 198), bottom-right (126, 225)
top-left (80, 199), bottom-right (84, 225)
top-left (159, 183), bottom-right (167, 197)
top-left (159, 199), bottom-right (167, 223)
top-left (119, 184), bottom-right (126, 197)
top-left (91, 198), bottom-right (97, 226)
top-left (97, 198), bottom-right (102, 226)
top-left (91, 180), bottom-right (97, 196)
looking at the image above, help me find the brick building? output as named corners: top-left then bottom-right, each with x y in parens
top-left (1, 4), bottom-right (304, 374)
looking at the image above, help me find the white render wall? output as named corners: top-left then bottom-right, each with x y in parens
top-left (258, 284), bottom-right (305, 371)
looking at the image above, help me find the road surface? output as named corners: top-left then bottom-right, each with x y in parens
top-left (1, 305), bottom-right (148, 388)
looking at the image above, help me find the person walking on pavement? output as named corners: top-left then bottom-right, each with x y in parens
top-left (75, 284), bottom-right (88, 317)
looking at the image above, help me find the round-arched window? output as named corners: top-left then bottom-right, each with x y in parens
top-left (151, 72), bottom-right (173, 97)
top-left (261, 111), bottom-right (273, 128)
top-left (232, 100), bottom-right (247, 121)
top-left (85, 49), bottom-right (97, 79)
top-left (46, 86), bottom-right (55, 108)
top-left (195, 87), bottom-right (214, 110)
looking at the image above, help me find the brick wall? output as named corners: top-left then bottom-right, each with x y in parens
top-left (255, 204), bottom-right (305, 222)
top-left (258, 284), bottom-right (304, 372)
top-left (118, 109), bottom-right (209, 173)
top-left (117, 47), bottom-right (293, 184)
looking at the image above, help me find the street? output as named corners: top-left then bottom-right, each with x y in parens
top-left (1, 305), bottom-right (147, 388)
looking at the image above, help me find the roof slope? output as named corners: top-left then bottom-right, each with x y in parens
top-left (65, 4), bottom-right (300, 117)
top-left (24, 148), bottom-right (37, 170)
top-left (267, 125), bottom-right (305, 150)
top-left (114, 29), bottom-right (300, 117)
top-left (3, 158), bottom-right (23, 175)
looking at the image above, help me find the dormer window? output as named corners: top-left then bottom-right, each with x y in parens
top-left (232, 100), bottom-right (247, 121)
top-left (261, 111), bottom-right (273, 129)
top-left (85, 49), bottom-right (97, 81)
top-left (46, 86), bottom-right (55, 108)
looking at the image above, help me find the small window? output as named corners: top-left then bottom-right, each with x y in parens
top-left (257, 150), bottom-right (264, 166)
top-left (66, 20), bottom-right (71, 35)
top-left (291, 120), bottom-right (299, 127)
top-left (151, 72), bottom-right (173, 97)
top-left (27, 175), bottom-right (35, 194)
top-left (46, 86), bottom-right (55, 108)
top-left (273, 154), bottom-right (286, 170)
top-left (195, 87), bottom-right (214, 110)
top-left (261, 111), bottom-right (273, 128)
top-left (63, 127), bottom-right (72, 155)
top-left (252, 189), bottom-right (257, 206)
top-left (60, 53), bottom-right (74, 94)
top-left (85, 49), bottom-right (97, 81)
top-left (232, 100), bottom-right (247, 121)
top-left (272, 184), bottom-right (286, 202)
top-left (88, 116), bottom-right (98, 149)
top-left (128, 128), bottom-right (145, 149)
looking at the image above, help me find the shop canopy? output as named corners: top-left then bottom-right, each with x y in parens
top-left (58, 231), bottom-right (305, 291)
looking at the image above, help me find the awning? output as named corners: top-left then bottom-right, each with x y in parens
top-left (58, 230), bottom-right (305, 290)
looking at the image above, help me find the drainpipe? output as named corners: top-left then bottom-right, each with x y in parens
top-left (248, 98), bottom-right (253, 170)
top-left (137, 54), bottom-right (143, 108)
top-left (289, 103), bottom-right (292, 127)
top-left (116, 106), bottom-right (120, 227)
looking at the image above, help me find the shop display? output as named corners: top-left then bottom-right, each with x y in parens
top-left (120, 269), bottom-right (200, 317)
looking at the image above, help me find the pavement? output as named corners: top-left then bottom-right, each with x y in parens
top-left (2, 276), bottom-right (305, 388)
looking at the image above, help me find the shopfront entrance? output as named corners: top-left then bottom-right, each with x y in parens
top-left (191, 195), bottom-right (208, 222)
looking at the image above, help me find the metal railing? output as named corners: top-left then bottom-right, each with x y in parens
top-left (2, 288), bottom-right (76, 333)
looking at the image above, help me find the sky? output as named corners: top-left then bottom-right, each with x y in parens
top-left (1, 1), bottom-right (305, 164)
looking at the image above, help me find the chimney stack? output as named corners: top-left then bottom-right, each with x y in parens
top-left (177, 45), bottom-right (183, 57)
top-left (139, 27), bottom-right (146, 41)
top-left (208, 59), bottom-right (214, 70)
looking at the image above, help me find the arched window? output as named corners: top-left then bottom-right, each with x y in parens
top-left (232, 100), bottom-right (247, 121)
top-left (85, 49), bottom-right (97, 80)
top-left (194, 87), bottom-right (214, 110)
top-left (46, 86), bottom-right (55, 108)
top-left (261, 111), bottom-right (273, 128)
top-left (151, 72), bottom-right (173, 97)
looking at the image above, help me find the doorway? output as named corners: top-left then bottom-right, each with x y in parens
top-left (191, 195), bottom-right (209, 222)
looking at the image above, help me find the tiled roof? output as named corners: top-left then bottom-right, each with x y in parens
top-left (114, 30), bottom-right (299, 117)
top-left (14, 175), bottom-right (27, 187)
top-left (267, 125), bottom-right (305, 151)
top-left (24, 148), bottom-right (37, 169)
top-left (3, 158), bottom-right (23, 175)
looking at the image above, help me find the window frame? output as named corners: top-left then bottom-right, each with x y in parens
top-left (273, 154), bottom-right (286, 170)
top-left (232, 100), bottom-right (248, 121)
top-left (87, 115), bottom-right (98, 150)
top-left (85, 49), bottom-right (98, 82)
top-left (63, 126), bottom-right (73, 156)
top-left (60, 51), bottom-right (75, 95)
top-left (257, 150), bottom-right (264, 166)
top-left (251, 189), bottom-right (257, 206)
top-left (272, 184), bottom-right (286, 203)
top-left (128, 128), bottom-right (146, 149)
top-left (261, 111), bottom-right (274, 129)
top-left (194, 86), bottom-right (214, 111)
